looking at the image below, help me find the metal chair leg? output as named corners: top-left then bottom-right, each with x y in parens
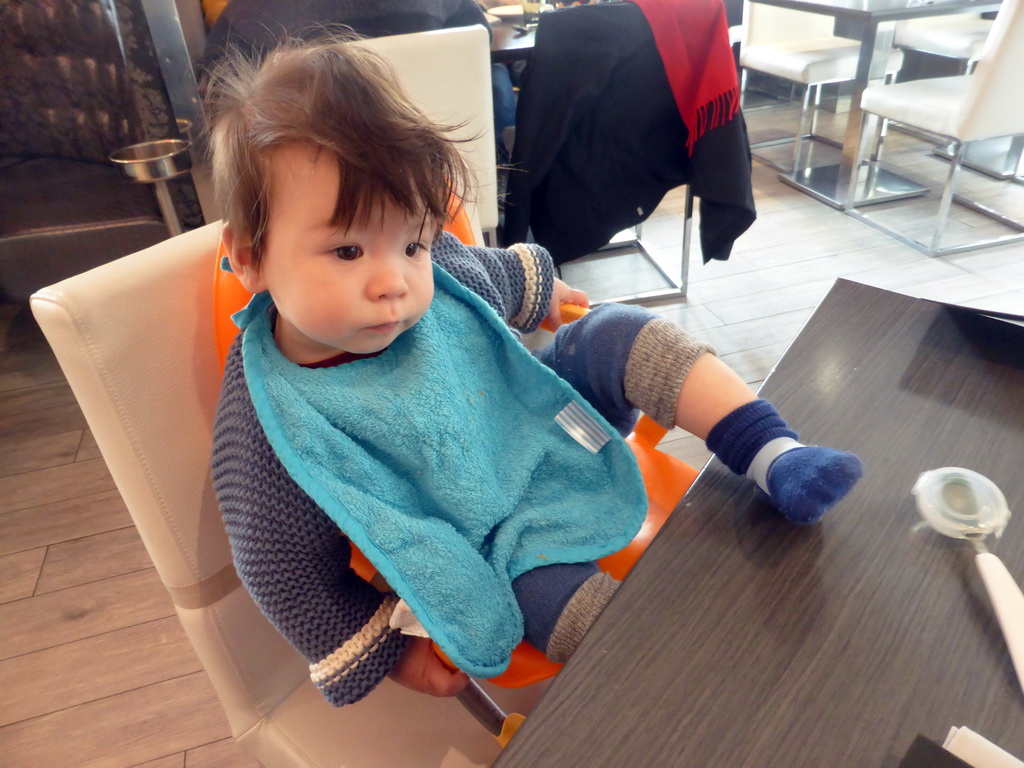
top-left (457, 680), bottom-right (526, 748)
top-left (931, 141), bottom-right (965, 256)
top-left (792, 84), bottom-right (813, 173)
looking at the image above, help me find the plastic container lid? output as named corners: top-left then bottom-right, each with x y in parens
top-left (913, 467), bottom-right (1011, 539)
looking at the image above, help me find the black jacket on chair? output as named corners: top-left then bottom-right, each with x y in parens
top-left (504, 2), bottom-right (755, 266)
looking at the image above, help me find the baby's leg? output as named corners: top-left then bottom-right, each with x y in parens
top-left (540, 304), bottom-right (862, 524)
top-left (512, 561), bottom-right (618, 663)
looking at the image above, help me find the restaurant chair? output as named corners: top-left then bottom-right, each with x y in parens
top-left (891, 14), bottom-right (1021, 182)
top-left (362, 26), bottom-right (498, 245)
top-left (504, 1), bottom-right (755, 303)
top-left (740, 3), bottom-right (903, 174)
top-left (893, 14), bottom-right (993, 75)
top-left (29, 221), bottom-right (542, 767)
top-left (848, 0), bottom-right (1024, 257)
top-left (26, 28), bottom-right (527, 766)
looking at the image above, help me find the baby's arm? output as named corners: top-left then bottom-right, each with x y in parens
top-left (212, 350), bottom-right (410, 706)
top-left (431, 231), bottom-right (556, 333)
top-left (221, 487), bottom-right (410, 705)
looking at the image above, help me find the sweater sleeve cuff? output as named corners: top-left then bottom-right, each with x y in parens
top-left (507, 243), bottom-right (554, 333)
top-left (309, 593), bottom-right (409, 706)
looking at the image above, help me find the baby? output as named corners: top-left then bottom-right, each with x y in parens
top-left (207, 38), bottom-right (862, 706)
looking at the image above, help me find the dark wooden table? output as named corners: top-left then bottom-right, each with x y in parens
top-left (490, 20), bottom-right (535, 63)
top-left (495, 279), bottom-right (1024, 767)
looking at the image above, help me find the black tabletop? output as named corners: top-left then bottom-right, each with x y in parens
top-left (747, 0), bottom-right (1001, 24)
top-left (495, 279), bottom-right (1024, 767)
top-left (490, 20), bottom-right (535, 63)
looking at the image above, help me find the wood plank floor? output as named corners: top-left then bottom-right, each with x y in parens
top-left (1, 112), bottom-right (1022, 766)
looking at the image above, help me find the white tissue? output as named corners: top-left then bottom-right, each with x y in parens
top-left (389, 598), bottom-right (431, 638)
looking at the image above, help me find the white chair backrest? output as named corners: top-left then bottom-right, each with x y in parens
top-left (30, 222), bottom-right (539, 766)
top-left (959, 0), bottom-right (1024, 141)
top-left (359, 26), bottom-right (496, 241)
top-left (27, 29), bottom-right (529, 764)
top-left (742, 2), bottom-right (837, 47)
top-left (30, 224), bottom-right (300, 736)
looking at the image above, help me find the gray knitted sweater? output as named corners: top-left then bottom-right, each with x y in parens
top-left (211, 234), bottom-right (553, 706)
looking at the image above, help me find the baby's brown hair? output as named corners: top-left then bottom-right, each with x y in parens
top-left (203, 36), bottom-right (471, 266)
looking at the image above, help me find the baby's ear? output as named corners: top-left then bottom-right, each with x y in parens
top-left (221, 223), bottom-right (265, 294)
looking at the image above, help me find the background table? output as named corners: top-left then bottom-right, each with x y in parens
top-left (747, 0), bottom-right (1002, 209)
top-left (490, 19), bottom-right (535, 62)
top-left (495, 279), bottom-right (1024, 767)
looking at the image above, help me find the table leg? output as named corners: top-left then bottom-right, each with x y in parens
top-left (779, 20), bottom-right (930, 209)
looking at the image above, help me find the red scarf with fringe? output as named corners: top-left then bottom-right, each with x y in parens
top-left (630, 0), bottom-right (739, 155)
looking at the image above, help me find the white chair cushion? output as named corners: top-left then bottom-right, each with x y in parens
top-left (894, 18), bottom-right (993, 61)
top-left (742, 38), bottom-right (891, 85)
top-left (860, 75), bottom-right (970, 139)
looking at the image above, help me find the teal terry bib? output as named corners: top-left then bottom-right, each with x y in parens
top-left (238, 264), bottom-right (646, 677)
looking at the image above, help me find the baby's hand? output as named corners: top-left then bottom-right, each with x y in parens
top-left (388, 636), bottom-right (469, 697)
top-left (547, 278), bottom-right (589, 329)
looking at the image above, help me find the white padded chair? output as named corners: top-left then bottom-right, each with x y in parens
top-left (361, 27), bottom-right (498, 246)
top-left (28, 29), bottom-right (537, 768)
top-left (740, 3), bottom-right (903, 173)
top-left (891, 14), bottom-right (1021, 182)
top-left (894, 14), bottom-right (994, 74)
top-left (849, 0), bottom-right (1024, 257)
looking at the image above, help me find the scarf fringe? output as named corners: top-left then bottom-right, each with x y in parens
top-left (687, 87), bottom-right (740, 155)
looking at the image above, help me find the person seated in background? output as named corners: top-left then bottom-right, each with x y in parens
top-left (198, 0), bottom-right (516, 161)
top-left (206, 37), bottom-right (863, 707)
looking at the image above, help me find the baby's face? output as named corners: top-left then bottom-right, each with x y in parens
top-left (250, 144), bottom-right (435, 364)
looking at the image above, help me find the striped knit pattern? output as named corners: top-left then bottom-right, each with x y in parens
top-left (507, 242), bottom-right (553, 331)
top-left (432, 233), bottom-right (554, 334)
top-left (310, 594), bottom-right (401, 692)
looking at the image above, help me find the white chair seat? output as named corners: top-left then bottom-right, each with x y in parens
top-left (894, 17), bottom-right (993, 62)
top-left (741, 38), bottom-right (862, 84)
top-left (860, 75), bottom-right (972, 140)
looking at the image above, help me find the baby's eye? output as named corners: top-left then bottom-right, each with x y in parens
top-left (405, 242), bottom-right (426, 257)
top-left (334, 245), bottom-right (362, 261)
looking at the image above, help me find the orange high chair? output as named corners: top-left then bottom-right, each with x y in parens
top-left (212, 203), bottom-right (699, 747)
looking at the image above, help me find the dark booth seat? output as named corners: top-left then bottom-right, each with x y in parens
top-left (0, 0), bottom-right (170, 302)
top-left (0, 157), bottom-right (166, 302)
